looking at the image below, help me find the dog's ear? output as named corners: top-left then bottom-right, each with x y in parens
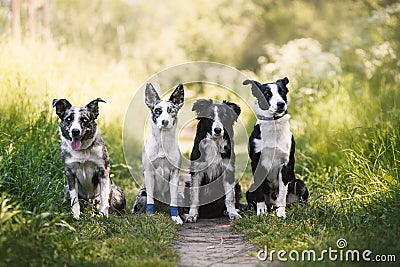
top-left (85, 98), bottom-right (106, 119)
top-left (52, 99), bottom-right (72, 119)
top-left (277, 77), bottom-right (289, 86)
top-left (169, 84), bottom-right (184, 109)
top-left (145, 83), bottom-right (160, 109)
top-left (276, 77), bottom-right (289, 94)
top-left (243, 79), bottom-right (269, 110)
top-left (192, 99), bottom-right (213, 116)
top-left (223, 100), bottom-right (241, 121)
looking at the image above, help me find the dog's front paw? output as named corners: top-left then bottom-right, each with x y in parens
top-left (100, 207), bottom-right (109, 218)
top-left (186, 208), bottom-right (198, 223)
top-left (171, 216), bottom-right (183, 225)
top-left (186, 215), bottom-right (198, 223)
top-left (256, 202), bottom-right (266, 216)
top-left (228, 212), bottom-right (242, 220)
top-left (72, 204), bottom-right (80, 220)
top-left (276, 207), bottom-right (286, 218)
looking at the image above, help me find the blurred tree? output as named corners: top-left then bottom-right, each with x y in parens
top-left (11, 0), bottom-right (20, 43)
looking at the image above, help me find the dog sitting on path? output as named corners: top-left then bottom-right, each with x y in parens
top-left (244, 78), bottom-right (308, 218)
top-left (132, 83), bottom-right (185, 225)
top-left (186, 99), bottom-right (242, 223)
top-left (53, 98), bottom-right (126, 219)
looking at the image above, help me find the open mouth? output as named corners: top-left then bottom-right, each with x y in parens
top-left (71, 137), bottom-right (82, 151)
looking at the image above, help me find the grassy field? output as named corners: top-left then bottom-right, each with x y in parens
top-left (0, 42), bottom-right (178, 267)
top-left (232, 79), bottom-right (400, 265)
top-left (0, 38), bottom-right (399, 267)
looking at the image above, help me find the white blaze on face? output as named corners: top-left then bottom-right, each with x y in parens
top-left (155, 101), bottom-right (174, 129)
top-left (70, 107), bottom-right (82, 136)
top-left (69, 107), bottom-right (82, 150)
top-left (212, 106), bottom-right (224, 137)
top-left (268, 84), bottom-right (286, 114)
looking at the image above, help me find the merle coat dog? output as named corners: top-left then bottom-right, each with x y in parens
top-left (244, 78), bottom-right (308, 218)
top-left (186, 99), bottom-right (242, 223)
top-left (53, 98), bottom-right (126, 219)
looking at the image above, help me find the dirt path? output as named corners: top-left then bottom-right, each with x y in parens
top-left (174, 217), bottom-right (263, 267)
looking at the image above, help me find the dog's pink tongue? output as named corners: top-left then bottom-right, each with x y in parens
top-left (71, 139), bottom-right (82, 151)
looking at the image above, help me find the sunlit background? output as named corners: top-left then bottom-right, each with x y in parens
top-left (0, 1), bottom-right (399, 265)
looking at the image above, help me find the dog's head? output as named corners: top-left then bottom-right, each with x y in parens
top-left (192, 99), bottom-right (241, 138)
top-left (243, 77), bottom-right (289, 117)
top-left (145, 83), bottom-right (184, 129)
top-left (52, 98), bottom-right (106, 151)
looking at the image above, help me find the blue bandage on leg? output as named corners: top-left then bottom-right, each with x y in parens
top-left (146, 204), bottom-right (154, 214)
top-left (170, 206), bottom-right (179, 217)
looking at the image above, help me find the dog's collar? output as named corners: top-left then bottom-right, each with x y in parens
top-left (257, 112), bottom-right (287, 121)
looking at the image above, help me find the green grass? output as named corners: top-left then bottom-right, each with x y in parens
top-left (1, 39), bottom-right (399, 266)
top-left (0, 42), bottom-right (177, 267)
top-left (232, 79), bottom-right (400, 266)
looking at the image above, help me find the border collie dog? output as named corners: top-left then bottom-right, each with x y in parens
top-left (133, 83), bottom-right (184, 225)
top-left (52, 98), bottom-right (126, 220)
top-left (186, 99), bottom-right (242, 223)
top-left (244, 78), bottom-right (308, 218)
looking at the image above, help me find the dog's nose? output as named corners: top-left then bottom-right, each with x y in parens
top-left (214, 127), bottom-right (222, 135)
top-left (71, 128), bottom-right (80, 137)
top-left (161, 120), bottom-right (169, 127)
top-left (277, 102), bottom-right (286, 109)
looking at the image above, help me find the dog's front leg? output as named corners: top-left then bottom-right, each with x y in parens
top-left (187, 173), bottom-right (200, 223)
top-left (144, 169), bottom-right (155, 214)
top-left (276, 165), bottom-right (289, 218)
top-left (99, 169), bottom-right (111, 217)
top-left (169, 169), bottom-right (183, 224)
top-left (66, 169), bottom-right (80, 220)
top-left (223, 170), bottom-right (242, 220)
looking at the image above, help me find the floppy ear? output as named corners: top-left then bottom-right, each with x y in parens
top-left (277, 77), bottom-right (289, 86)
top-left (85, 98), bottom-right (106, 119)
top-left (243, 79), bottom-right (269, 110)
top-left (276, 77), bottom-right (289, 93)
top-left (243, 79), bottom-right (263, 98)
top-left (223, 100), bottom-right (241, 120)
top-left (169, 84), bottom-right (184, 109)
top-left (52, 99), bottom-right (72, 119)
top-left (145, 83), bottom-right (160, 109)
top-left (192, 99), bottom-right (213, 116)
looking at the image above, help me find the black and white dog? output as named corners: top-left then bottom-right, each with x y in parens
top-left (52, 98), bottom-right (126, 220)
top-left (132, 83), bottom-right (184, 225)
top-left (186, 99), bottom-right (242, 222)
top-left (244, 78), bottom-right (308, 218)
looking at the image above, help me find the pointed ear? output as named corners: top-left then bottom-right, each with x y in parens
top-left (192, 99), bottom-right (213, 116)
top-left (52, 99), bottom-right (72, 119)
top-left (223, 101), bottom-right (241, 121)
top-left (85, 98), bottom-right (106, 119)
top-left (145, 83), bottom-right (160, 109)
top-left (243, 79), bottom-right (269, 110)
top-left (169, 84), bottom-right (184, 109)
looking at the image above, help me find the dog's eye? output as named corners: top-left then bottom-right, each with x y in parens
top-left (279, 89), bottom-right (287, 96)
top-left (66, 117), bottom-right (73, 122)
top-left (167, 107), bottom-right (174, 113)
top-left (266, 91), bottom-right (273, 98)
top-left (82, 118), bottom-right (89, 124)
top-left (154, 108), bottom-right (162, 115)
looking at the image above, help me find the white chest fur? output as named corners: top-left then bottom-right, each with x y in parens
top-left (143, 123), bottom-right (181, 169)
top-left (64, 144), bottom-right (105, 197)
top-left (191, 135), bottom-right (232, 182)
top-left (256, 115), bottom-right (292, 176)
